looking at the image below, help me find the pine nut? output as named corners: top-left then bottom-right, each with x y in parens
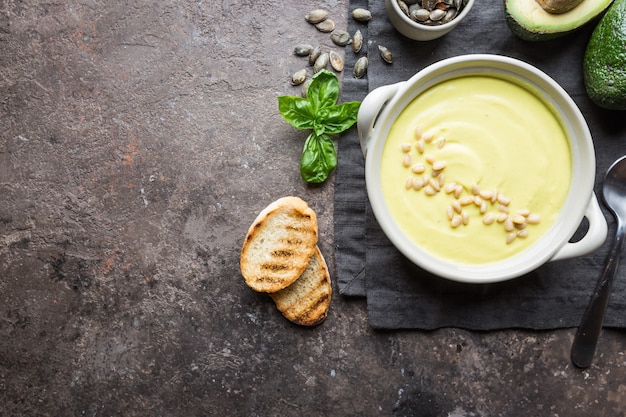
top-left (504, 218), bottom-right (515, 232)
top-left (517, 229), bottom-right (529, 238)
top-left (497, 213), bottom-right (508, 223)
top-left (512, 214), bottom-right (526, 225)
top-left (423, 132), bottom-right (434, 143)
top-left (483, 213), bottom-right (495, 225)
top-left (403, 154), bottom-right (412, 167)
top-left (450, 215), bottom-right (462, 228)
top-left (401, 143), bottom-right (412, 153)
top-left (479, 190), bottom-right (493, 200)
top-left (471, 184), bottom-right (480, 195)
top-left (415, 140), bottom-right (425, 154)
top-left (411, 163), bottom-right (426, 174)
top-left (473, 195), bottom-right (483, 206)
top-left (527, 214), bottom-right (541, 224)
top-left (412, 177), bottom-right (424, 190)
top-left (405, 177), bottom-right (413, 190)
top-left (415, 125), bottom-right (423, 139)
top-left (491, 189), bottom-right (498, 204)
top-left (432, 160), bottom-right (447, 171)
top-left (497, 194), bottom-right (511, 206)
top-left (424, 185), bottom-right (436, 196)
top-left (425, 154), bottom-right (435, 165)
top-left (447, 206), bottom-right (454, 220)
top-left (452, 200), bottom-right (462, 214)
top-left (517, 208), bottom-right (531, 217)
top-left (444, 182), bottom-right (457, 194)
top-left (480, 201), bottom-right (488, 214)
top-left (438, 174), bottom-right (445, 187)
top-left (437, 137), bottom-right (446, 149)
top-left (454, 185), bottom-right (463, 199)
top-left (460, 196), bottom-right (474, 206)
top-left (506, 232), bottom-right (517, 244)
top-left (498, 204), bottom-right (510, 213)
top-left (462, 211), bottom-right (470, 225)
top-left (429, 178), bottom-right (441, 192)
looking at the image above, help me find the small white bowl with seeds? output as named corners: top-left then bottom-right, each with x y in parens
top-left (357, 54), bottom-right (607, 283)
top-left (385, 0), bottom-right (475, 41)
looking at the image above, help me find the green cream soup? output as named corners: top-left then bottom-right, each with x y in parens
top-left (381, 75), bottom-right (572, 264)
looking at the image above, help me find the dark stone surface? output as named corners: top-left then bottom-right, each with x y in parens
top-left (1, 1), bottom-right (625, 416)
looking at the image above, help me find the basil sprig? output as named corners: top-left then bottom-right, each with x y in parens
top-left (278, 70), bottom-right (361, 183)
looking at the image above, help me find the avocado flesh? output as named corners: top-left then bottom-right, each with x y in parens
top-left (505, 0), bottom-right (613, 41)
top-left (584, 0), bottom-right (626, 110)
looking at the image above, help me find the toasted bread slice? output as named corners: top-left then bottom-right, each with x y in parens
top-left (270, 246), bottom-right (331, 326)
top-left (240, 196), bottom-right (318, 293)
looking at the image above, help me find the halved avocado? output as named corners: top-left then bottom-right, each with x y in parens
top-left (505, 0), bottom-right (614, 41)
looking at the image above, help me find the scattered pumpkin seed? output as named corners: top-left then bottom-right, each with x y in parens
top-left (330, 30), bottom-right (352, 46)
top-left (305, 9), bottom-right (328, 24)
top-left (315, 19), bottom-right (335, 33)
top-left (313, 52), bottom-right (329, 73)
top-left (329, 50), bottom-right (344, 72)
top-left (308, 46), bottom-right (321, 66)
top-left (291, 68), bottom-right (307, 86)
top-left (378, 45), bottom-right (393, 64)
top-left (353, 29), bottom-right (363, 53)
top-left (294, 44), bottom-right (314, 57)
top-left (352, 8), bottom-right (372, 22)
top-left (354, 56), bottom-right (368, 78)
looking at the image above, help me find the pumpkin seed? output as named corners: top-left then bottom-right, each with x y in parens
top-left (308, 46), bottom-right (321, 66)
top-left (330, 30), bottom-right (352, 46)
top-left (301, 79), bottom-right (312, 98)
top-left (329, 50), bottom-right (344, 72)
top-left (378, 45), bottom-right (393, 64)
top-left (291, 68), bottom-right (307, 85)
top-left (354, 56), bottom-right (368, 78)
top-left (315, 19), bottom-right (335, 33)
top-left (294, 44), bottom-right (314, 57)
top-left (314, 53), bottom-right (329, 73)
top-left (352, 29), bottom-right (363, 53)
top-left (397, 0), bottom-right (410, 16)
top-left (352, 8), bottom-right (372, 22)
top-left (305, 9), bottom-right (328, 24)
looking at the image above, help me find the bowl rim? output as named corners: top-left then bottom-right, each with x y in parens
top-left (364, 54), bottom-right (597, 283)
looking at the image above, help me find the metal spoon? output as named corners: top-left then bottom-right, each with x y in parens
top-left (571, 156), bottom-right (626, 368)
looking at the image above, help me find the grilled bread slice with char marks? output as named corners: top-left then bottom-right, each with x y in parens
top-left (270, 246), bottom-right (331, 326)
top-left (240, 196), bottom-right (318, 293)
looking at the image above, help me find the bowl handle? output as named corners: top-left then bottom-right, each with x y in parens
top-left (551, 193), bottom-right (608, 262)
top-left (357, 82), bottom-right (405, 158)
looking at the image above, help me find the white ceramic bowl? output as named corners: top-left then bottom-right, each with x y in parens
top-left (357, 54), bottom-right (607, 283)
top-left (385, 0), bottom-right (475, 41)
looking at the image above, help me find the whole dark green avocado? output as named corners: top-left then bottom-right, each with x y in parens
top-left (583, 0), bottom-right (626, 110)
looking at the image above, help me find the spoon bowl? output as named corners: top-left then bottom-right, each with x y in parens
top-left (571, 156), bottom-right (626, 368)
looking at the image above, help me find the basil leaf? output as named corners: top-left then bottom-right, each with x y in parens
top-left (277, 95), bottom-right (315, 130)
top-left (306, 70), bottom-right (339, 114)
top-left (300, 133), bottom-right (337, 183)
top-left (314, 101), bottom-right (361, 136)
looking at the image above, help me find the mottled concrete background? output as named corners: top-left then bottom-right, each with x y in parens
top-left (1, 1), bottom-right (625, 416)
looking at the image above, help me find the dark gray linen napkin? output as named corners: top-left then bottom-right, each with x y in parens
top-left (335, 0), bottom-right (626, 329)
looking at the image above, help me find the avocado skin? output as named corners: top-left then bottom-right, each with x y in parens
top-left (584, 0), bottom-right (626, 110)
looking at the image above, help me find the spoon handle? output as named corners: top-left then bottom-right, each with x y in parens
top-left (571, 227), bottom-right (625, 368)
